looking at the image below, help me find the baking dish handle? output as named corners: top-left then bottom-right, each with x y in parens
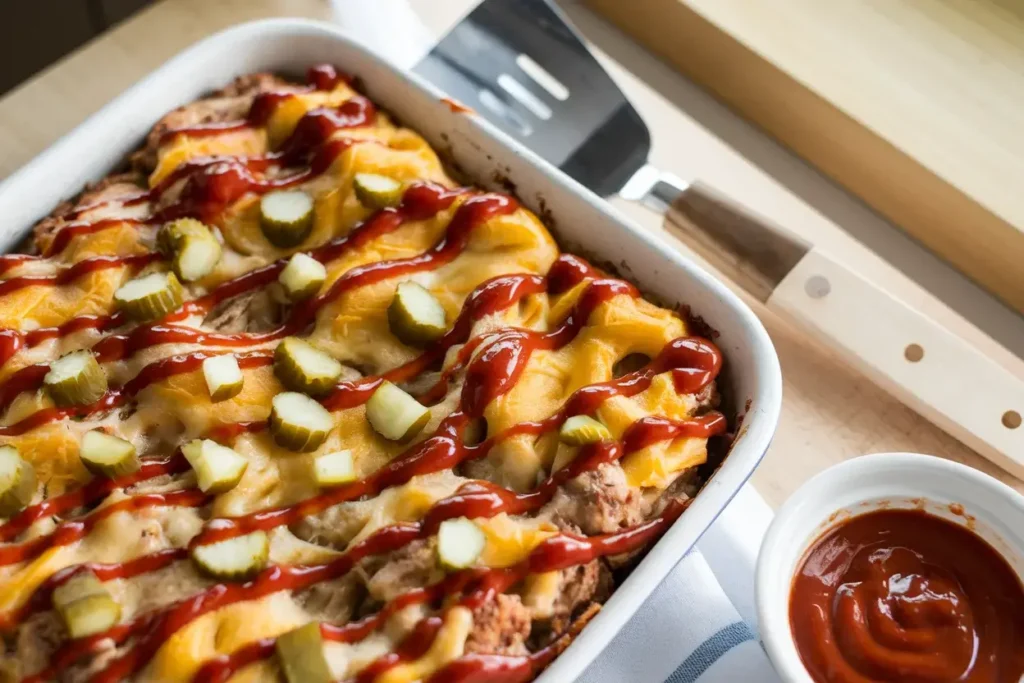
top-left (649, 176), bottom-right (1024, 479)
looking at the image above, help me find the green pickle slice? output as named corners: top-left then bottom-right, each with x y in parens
top-left (437, 517), bottom-right (486, 570)
top-left (273, 337), bottom-right (343, 397)
top-left (269, 392), bottom-right (333, 452)
top-left (191, 531), bottom-right (269, 581)
top-left (278, 253), bottom-right (326, 302)
top-left (313, 450), bottom-right (356, 488)
top-left (365, 381), bottom-right (430, 443)
top-left (52, 571), bottom-right (121, 638)
top-left (352, 173), bottom-right (403, 209)
top-left (0, 445), bottom-right (35, 517)
top-left (80, 431), bottom-right (140, 478)
top-left (202, 355), bottom-right (244, 402)
top-left (387, 281), bottom-right (447, 346)
top-left (43, 350), bottom-right (108, 407)
top-left (260, 190), bottom-right (315, 248)
top-left (181, 439), bottom-right (248, 494)
top-left (276, 622), bottom-right (333, 683)
top-left (157, 218), bottom-right (221, 282)
top-left (113, 271), bottom-right (184, 322)
top-left (559, 415), bottom-right (611, 446)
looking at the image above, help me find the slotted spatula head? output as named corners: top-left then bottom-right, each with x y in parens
top-left (414, 0), bottom-right (651, 198)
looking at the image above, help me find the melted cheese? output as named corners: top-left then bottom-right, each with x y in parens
top-left (477, 513), bottom-right (558, 568)
top-left (375, 607), bottom-right (472, 683)
top-left (141, 592), bottom-right (309, 683)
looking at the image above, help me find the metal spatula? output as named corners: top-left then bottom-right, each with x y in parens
top-left (411, 0), bottom-right (1024, 477)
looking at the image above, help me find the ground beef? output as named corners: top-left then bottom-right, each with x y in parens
top-left (465, 593), bottom-right (532, 656)
top-left (360, 539), bottom-right (442, 603)
top-left (297, 574), bottom-right (364, 624)
top-left (541, 462), bottom-right (643, 536)
top-left (202, 289), bottom-right (285, 334)
top-left (8, 612), bottom-right (63, 682)
top-left (548, 560), bottom-right (612, 634)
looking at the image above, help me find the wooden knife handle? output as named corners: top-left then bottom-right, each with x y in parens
top-left (659, 179), bottom-right (1024, 478)
top-left (659, 179), bottom-right (809, 302)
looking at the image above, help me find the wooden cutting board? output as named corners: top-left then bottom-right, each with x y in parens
top-left (585, 0), bottom-right (1024, 317)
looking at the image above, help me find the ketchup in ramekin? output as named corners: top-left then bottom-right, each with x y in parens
top-left (789, 509), bottom-right (1024, 682)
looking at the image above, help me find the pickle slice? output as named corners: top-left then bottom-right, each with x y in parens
top-left (157, 218), bottom-right (222, 282)
top-left (276, 622), bottom-right (332, 683)
top-left (52, 571), bottom-right (121, 638)
top-left (269, 392), bottom-right (333, 452)
top-left (181, 439), bottom-right (248, 495)
top-left (80, 431), bottom-right (140, 478)
top-left (353, 173), bottom-right (403, 209)
top-left (260, 190), bottom-right (315, 248)
top-left (365, 381), bottom-right (429, 443)
top-left (43, 350), bottom-right (108, 407)
top-left (0, 445), bottom-right (35, 517)
top-left (274, 337), bottom-right (342, 397)
top-left (437, 517), bottom-right (486, 570)
top-left (113, 271), bottom-right (184, 322)
top-left (313, 450), bottom-right (356, 488)
top-left (559, 415), bottom-right (611, 446)
top-left (388, 281), bottom-right (447, 346)
top-left (191, 531), bottom-right (269, 581)
top-left (278, 253), bottom-right (326, 302)
top-left (202, 355), bottom-right (244, 402)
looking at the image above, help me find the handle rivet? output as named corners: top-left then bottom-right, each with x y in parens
top-left (1003, 410), bottom-right (1022, 430)
top-left (904, 344), bottom-right (924, 363)
top-left (804, 275), bottom-right (831, 299)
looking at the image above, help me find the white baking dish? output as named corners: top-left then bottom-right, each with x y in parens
top-left (0, 19), bottom-right (782, 681)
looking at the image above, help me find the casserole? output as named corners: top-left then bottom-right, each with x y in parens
top-left (0, 19), bottom-right (782, 682)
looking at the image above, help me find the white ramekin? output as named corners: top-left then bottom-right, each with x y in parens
top-left (756, 452), bottom-right (1024, 682)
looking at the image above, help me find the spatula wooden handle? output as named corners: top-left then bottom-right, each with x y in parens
top-left (660, 179), bottom-right (1024, 478)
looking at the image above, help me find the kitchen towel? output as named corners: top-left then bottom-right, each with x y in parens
top-left (331, 2), bottom-right (782, 680)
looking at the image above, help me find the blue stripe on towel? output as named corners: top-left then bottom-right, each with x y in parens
top-left (664, 621), bottom-right (757, 683)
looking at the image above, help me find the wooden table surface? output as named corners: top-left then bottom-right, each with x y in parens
top-left (0, 0), bottom-right (1020, 509)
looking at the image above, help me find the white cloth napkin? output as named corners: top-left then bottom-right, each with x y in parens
top-left (330, 2), bottom-right (782, 680)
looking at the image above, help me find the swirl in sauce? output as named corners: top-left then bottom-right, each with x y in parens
top-left (790, 509), bottom-right (1024, 682)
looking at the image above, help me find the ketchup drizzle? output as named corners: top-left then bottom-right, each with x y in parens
top-left (0, 547), bottom-right (186, 631)
top-left (0, 252), bottom-right (158, 298)
top-left (0, 455), bottom-right (188, 543)
top-left (0, 488), bottom-right (208, 567)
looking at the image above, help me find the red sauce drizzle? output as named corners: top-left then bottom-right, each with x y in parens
top-left (0, 455), bottom-right (187, 543)
top-left (0, 252), bottom-right (158, 298)
top-left (0, 254), bottom-right (39, 276)
top-left (0, 351), bottom-right (272, 437)
top-left (0, 548), bottom-right (186, 631)
top-left (44, 218), bottom-right (146, 258)
top-left (159, 64), bottom-right (349, 145)
top-left (0, 488), bottom-right (208, 567)
top-left (441, 97), bottom-right (475, 115)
